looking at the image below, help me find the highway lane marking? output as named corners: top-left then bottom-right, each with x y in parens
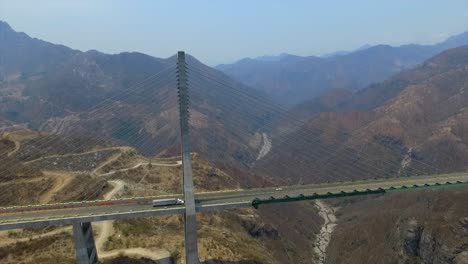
top-left (1, 172), bottom-right (467, 211)
top-left (197, 174), bottom-right (468, 198)
top-left (1, 177), bottom-right (467, 226)
top-left (196, 176), bottom-right (468, 201)
top-left (0, 203), bottom-right (146, 219)
top-left (0, 194), bottom-right (180, 212)
top-left (0, 175), bottom-right (466, 216)
top-left (0, 200), bottom-right (256, 225)
top-left (193, 172), bottom-right (468, 195)
top-left (0, 206), bottom-right (186, 225)
top-left (3, 177), bottom-right (466, 222)
top-left (2, 176), bottom-right (467, 216)
top-left (0, 200), bottom-right (143, 215)
top-left (1, 173), bottom-right (457, 210)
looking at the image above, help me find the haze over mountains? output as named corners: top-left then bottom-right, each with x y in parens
top-left (3, 19), bottom-right (468, 184)
top-left (0, 21), bottom-right (274, 170)
top-left (1, 18), bottom-right (468, 264)
top-left (256, 45), bottom-right (468, 184)
top-left (217, 30), bottom-right (468, 106)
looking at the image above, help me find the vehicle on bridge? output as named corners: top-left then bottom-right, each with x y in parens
top-left (152, 198), bottom-right (185, 207)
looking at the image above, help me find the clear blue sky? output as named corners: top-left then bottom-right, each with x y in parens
top-left (1, 0), bottom-right (467, 65)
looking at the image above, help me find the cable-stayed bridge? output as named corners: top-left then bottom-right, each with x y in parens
top-left (0, 52), bottom-right (467, 264)
top-left (0, 173), bottom-right (467, 230)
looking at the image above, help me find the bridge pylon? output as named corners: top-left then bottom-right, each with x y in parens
top-left (177, 51), bottom-right (200, 264)
top-left (72, 222), bottom-right (99, 264)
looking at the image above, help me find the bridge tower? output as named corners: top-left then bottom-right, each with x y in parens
top-left (177, 51), bottom-right (200, 264)
top-left (73, 222), bottom-right (99, 264)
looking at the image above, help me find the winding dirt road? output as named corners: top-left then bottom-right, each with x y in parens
top-left (23, 146), bottom-right (126, 165)
top-left (95, 180), bottom-right (122, 252)
top-left (0, 179), bottom-right (171, 260)
top-left (0, 226), bottom-right (70, 246)
top-left (94, 180), bottom-right (171, 261)
top-left (6, 140), bottom-right (20, 157)
top-left (99, 160), bottom-right (182, 177)
top-left (0, 147), bottom-right (178, 261)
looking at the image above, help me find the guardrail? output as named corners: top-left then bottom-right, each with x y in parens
top-left (251, 180), bottom-right (468, 208)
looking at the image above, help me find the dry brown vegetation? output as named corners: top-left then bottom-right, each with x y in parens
top-left (110, 211), bottom-right (278, 264)
top-left (102, 153), bottom-right (320, 264)
top-left (0, 177), bottom-right (54, 206)
top-left (325, 187), bottom-right (468, 264)
top-left (0, 135), bottom-right (44, 184)
top-left (0, 232), bottom-right (75, 264)
top-left (257, 46), bottom-right (468, 184)
top-left (0, 129), bottom-right (324, 264)
top-left (256, 202), bottom-right (323, 264)
top-left (0, 130), bottom-right (112, 205)
top-left (52, 173), bottom-right (109, 202)
top-left (27, 149), bottom-right (119, 171)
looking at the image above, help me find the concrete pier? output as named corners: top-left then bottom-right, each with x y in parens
top-left (73, 222), bottom-right (99, 264)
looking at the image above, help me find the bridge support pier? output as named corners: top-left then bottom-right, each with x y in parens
top-left (73, 222), bottom-right (99, 264)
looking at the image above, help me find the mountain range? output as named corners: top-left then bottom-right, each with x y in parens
top-left (217, 30), bottom-right (468, 106)
top-left (2, 19), bottom-right (468, 263)
top-left (0, 21), bottom-right (275, 171)
top-left (4, 19), bottom-right (468, 184)
top-left (256, 45), bottom-right (468, 184)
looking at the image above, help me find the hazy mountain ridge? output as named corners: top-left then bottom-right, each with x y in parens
top-left (1, 19), bottom-right (468, 264)
top-left (258, 45), bottom-right (468, 183)
top-left (0, 21), bottom-right (274, 167)
top-left (217, 30), bottom-right (468, 106)
top-left (285, 43), bottom-right (468, 120)
top-left (0, 21), bottom-right (79, 80)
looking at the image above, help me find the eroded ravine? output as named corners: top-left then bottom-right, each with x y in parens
top-left (313, 200), bottom-right (339, 264)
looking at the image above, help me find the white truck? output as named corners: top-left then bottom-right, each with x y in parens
top-left (152, 198), bottom-right (184, 207)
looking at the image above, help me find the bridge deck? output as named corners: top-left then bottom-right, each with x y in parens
top-left (0, 172), bottom-right (467, 230)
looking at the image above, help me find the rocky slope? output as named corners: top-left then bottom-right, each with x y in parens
top-left (325, 187), bottom-right (468, 264)
top-left (256, 45), bottom-right (468, 183)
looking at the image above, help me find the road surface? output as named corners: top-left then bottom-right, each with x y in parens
top-left (0, 172), bottom-right (466, 231)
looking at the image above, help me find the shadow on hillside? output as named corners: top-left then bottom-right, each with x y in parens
top-left (107, 257), bottom-right (260, 264)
